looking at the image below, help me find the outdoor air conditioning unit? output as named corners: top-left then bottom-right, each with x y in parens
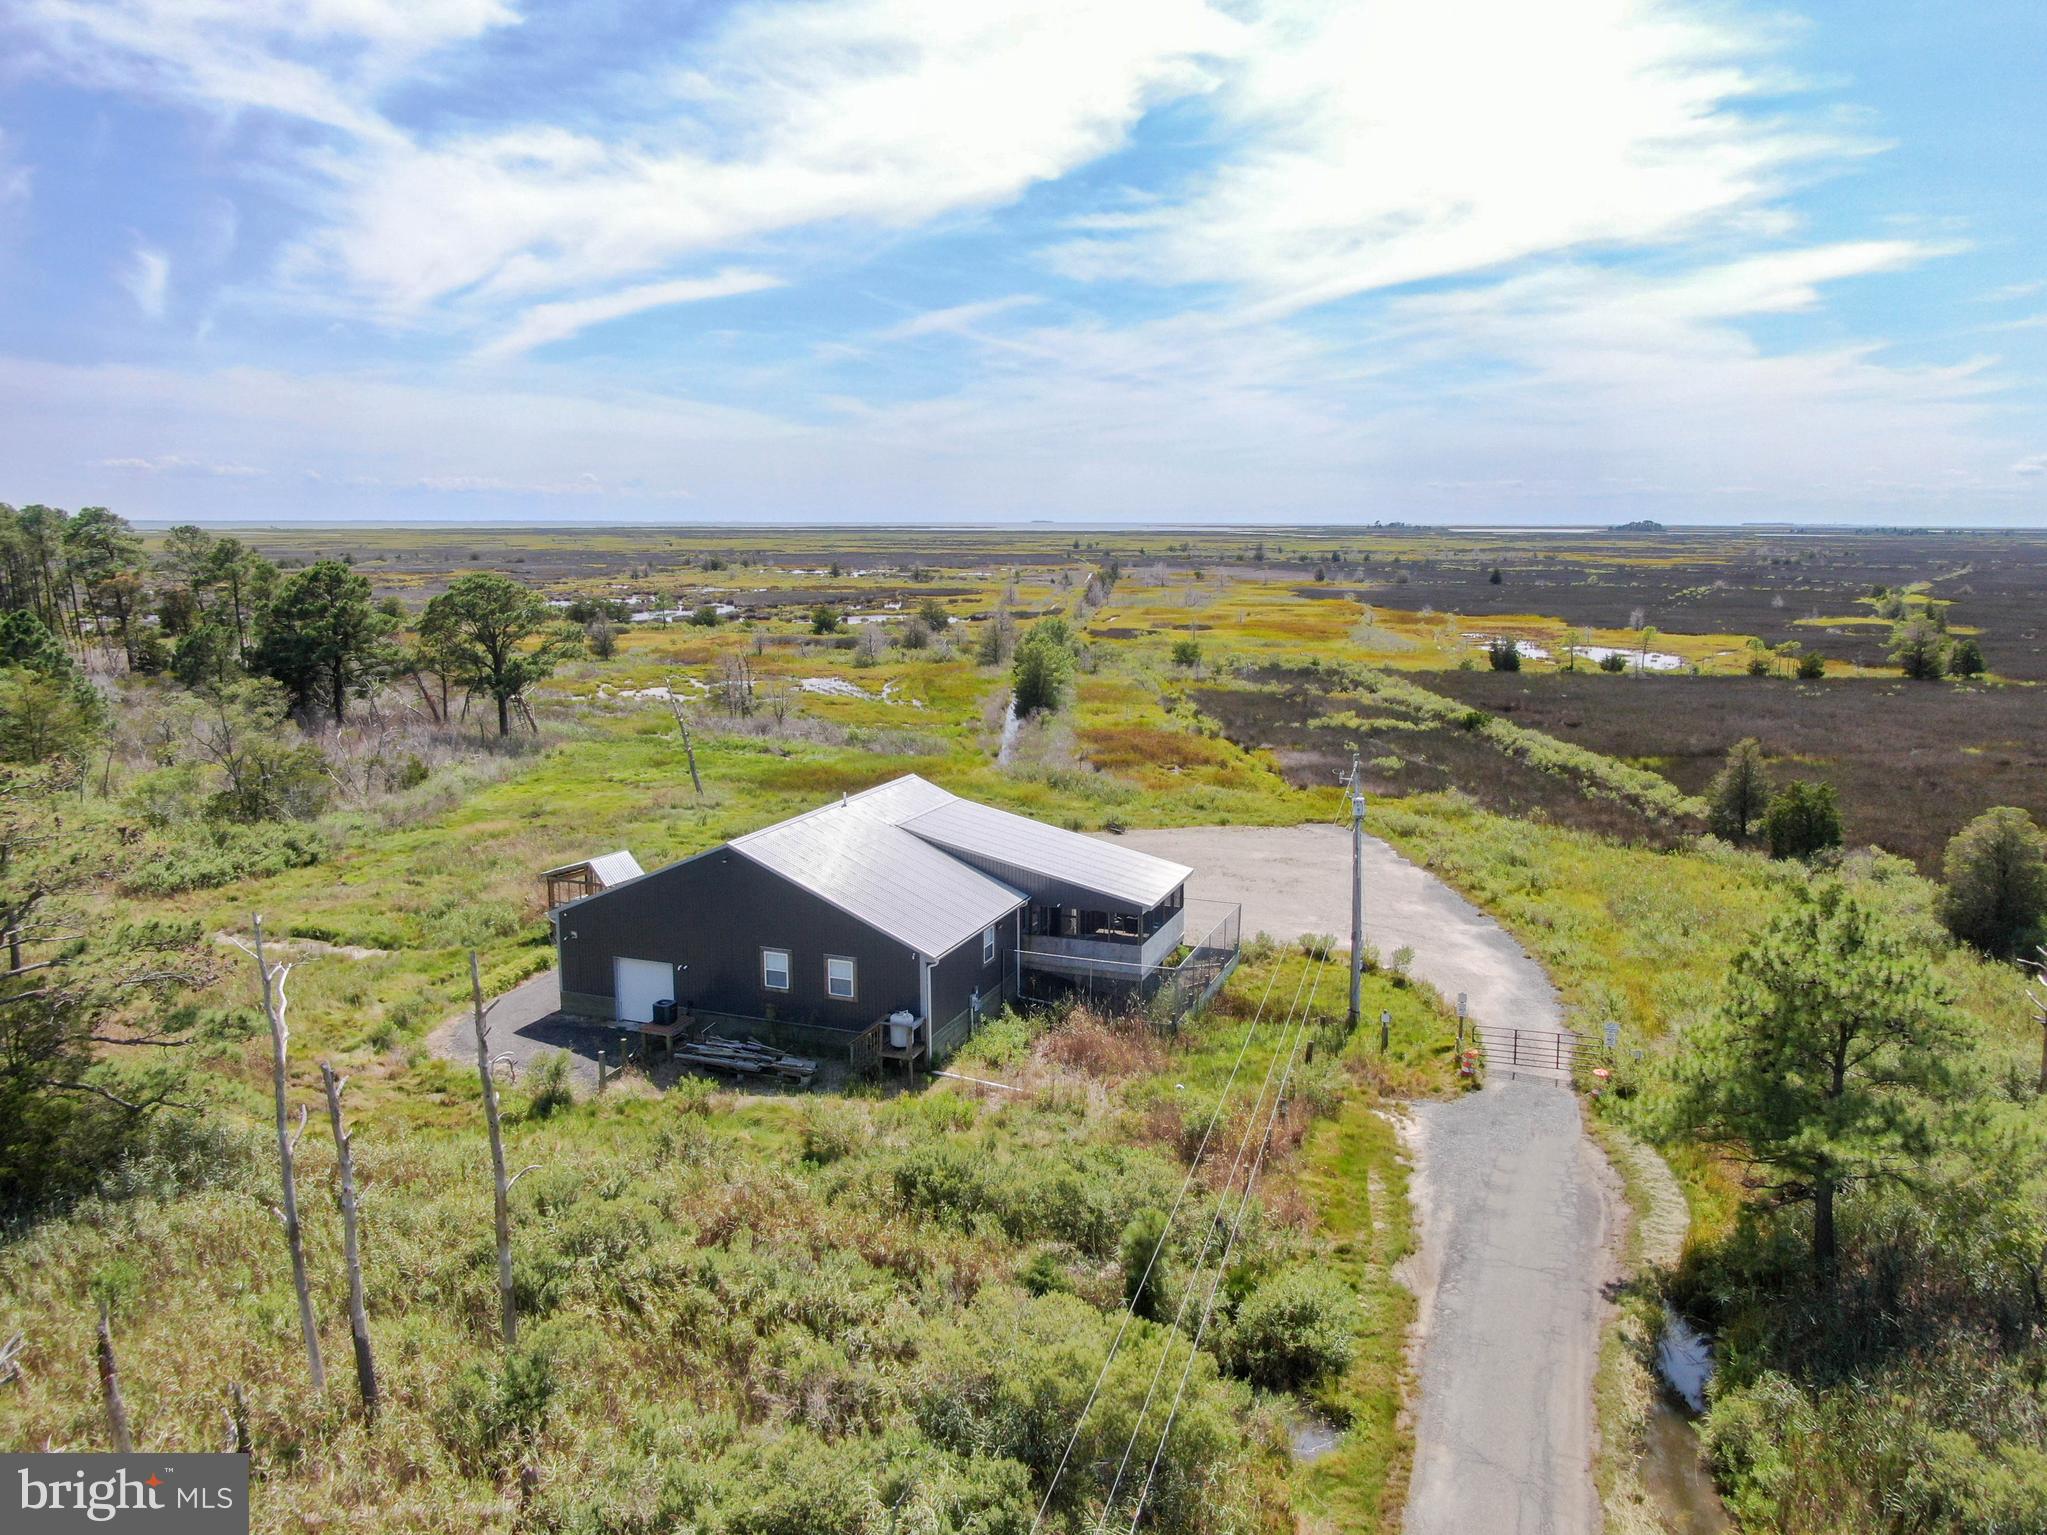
top-left (886, 1010), bottom-right (917, 1050)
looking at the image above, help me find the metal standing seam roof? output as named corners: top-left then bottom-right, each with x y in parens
top-left (728, 790), bottom-right (1025, 958)
top-left (584, 850), bottom-right (645, 888)
top-left (898, 795), bottom-right (1192, 909)
top-left (544, 850), bottom-right (646, 887)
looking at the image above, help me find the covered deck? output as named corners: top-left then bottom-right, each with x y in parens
top-left (1016, 897), bottom-right (1242, 1019)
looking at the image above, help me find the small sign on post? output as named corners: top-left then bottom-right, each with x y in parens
top-left (1456, 992), bottom-right (1468, 1053)
top-left (1379, 1009), bottom-right (1392, 1054)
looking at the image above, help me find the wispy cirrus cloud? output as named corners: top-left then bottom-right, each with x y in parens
top-left (18, 0), bottom-right (1237, 328)
top-left (1049, 0), bottom-right (1877, 316)
top-left (100, 452), bottom-right (262, 476)
top-left (872, 296), bottom-right (1045, 343)
top-left (118, 241), bottom-right (169, 317)
top-left (471, 270), bottom-right (785, 360)
top-left (15, 0), bottom-right (516, 138)
top-left (0, 129), bottom-right (29, 210)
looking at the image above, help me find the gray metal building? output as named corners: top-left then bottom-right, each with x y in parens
top-left (551, 774), bottom-right (1198, 1064)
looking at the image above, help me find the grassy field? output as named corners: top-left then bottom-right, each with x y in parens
top-left (0, 932), bottom-right (1455, 1533)
top-left (10, 522), bottom-right (2047, 1533)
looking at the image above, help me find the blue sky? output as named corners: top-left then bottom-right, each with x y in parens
top-left (0, 0), bottom-right (2042, 526)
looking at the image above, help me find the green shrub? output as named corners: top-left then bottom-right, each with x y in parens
top-left (914, 1290), bottom-right (1259, 1535)
top-left (672, 1075), bottom-right (717, 1115)
top-left (1224, 1266), bottom-right (1356, 1390)
top-left (1764, 780), bottom-right (1843, 862)
top-left (1120, 1208), bottom-right (1170, 1320)
top-left (120, 821), bottom-right (326, 895)
top-left (714, 1430), bottom-right (886, 1535)
top-left (1936, 806), bottom-right (2047, 958)
top-left (1019, 1246), bottom-right (1074, 1296)
top-left (799, 1100), bottom-right (866, 1165)
top-left (524, 1050), bottom-right (575, 1119)
top-left (437, 1340), bottom-right (557, 1473)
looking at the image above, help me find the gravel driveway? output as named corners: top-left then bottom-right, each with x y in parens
top-left (1106, 823), bottom-right (1618, 1535)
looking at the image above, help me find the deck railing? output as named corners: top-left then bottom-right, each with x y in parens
top-left (1015, 899), bottom-right (1241, 1026)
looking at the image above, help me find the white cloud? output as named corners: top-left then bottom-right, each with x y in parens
top-left (118, 243), bottom-right (169, 316)
top-left (16, 0), bottom-right (1236, 326)
top-left (873, 296), bottom-right (1043, 342)
top-left (411, 472), bottom-right (606, 495)
top-left (1633, 242), bottom-right (1954, 320)
top-left (99, 452), bottom-right (262, 476)
top-left (2014, 455), bottom-right (2047, 477)
top-left (295, 0), bottom-right (1236, 317)
top-left (17, 0), bottom-right (517, 138)
top-left (0, 130), bottom-right (30, 209)
top-left (1051, 0), bottom-right (1873, 316)
top-left (473, 270), bottom-right (784, 360)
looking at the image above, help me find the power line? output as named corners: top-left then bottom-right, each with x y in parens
top-left (1122, 955), bottom-right (1332, 1534)
top-left (1038, 790), bottom-right (1356, 1533)
top-left (1027, 963), bottom-right (1285, 1535)
top-left (1094, 955), bottom-right (1324, 1528)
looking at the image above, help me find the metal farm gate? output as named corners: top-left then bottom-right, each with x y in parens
top-left (1471, 1024), bottom-right (1586, 1081)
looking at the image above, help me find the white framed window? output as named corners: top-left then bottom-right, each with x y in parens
top-left (761, 947), bottom-right (791, 992)
top-left (982, 925), bottom-right (997, 965)
top-left (826, 955), bottom-right (857, 1001)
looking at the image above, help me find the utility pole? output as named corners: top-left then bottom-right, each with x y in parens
top-left (2024, 945), bottom-right (2047, 1096)
top-left (1341, 752), bottom-right (1365, 1032)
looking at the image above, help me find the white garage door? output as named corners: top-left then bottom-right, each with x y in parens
top-left (613, 957), bottom-right (674, 1024)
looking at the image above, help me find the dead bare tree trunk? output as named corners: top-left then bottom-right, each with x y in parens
top-left (664, 680), bottom-right (704, 797)
top-left (320, 1062), bottom-right (378, 1419)
top-left (471, 951), bottom-right (520, 1347)
top-left (409, 667), bottom-right (443, 724)
top-left (96, 1304), bottom-right (132, 1452)
top-left (255, 916), bottom-right (325, 1392)
top-left (225, 1383), bottom-right (251, 1454)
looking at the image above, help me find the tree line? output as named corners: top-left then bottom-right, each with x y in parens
top-left (0, 505), bottom-right (582, 770)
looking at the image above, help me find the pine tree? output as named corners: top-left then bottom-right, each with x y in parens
top-left (1706, 738), bottom-right (1771, 846)
top-left (1890, 619), bottom-right (1946, 680)
top-left (420, 573), bottom-right (579, 736)
top-left (1011, 620), bottom-right (1076, 715)
top-left (1764, 779), bottom-right (1842, 861)
top-left (1669, 880), bottom-right (1964, 1280)
top-left (1937, 807), bottom-right (2047, 958)
top-left (254, 560), bottom-right (393, 724)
